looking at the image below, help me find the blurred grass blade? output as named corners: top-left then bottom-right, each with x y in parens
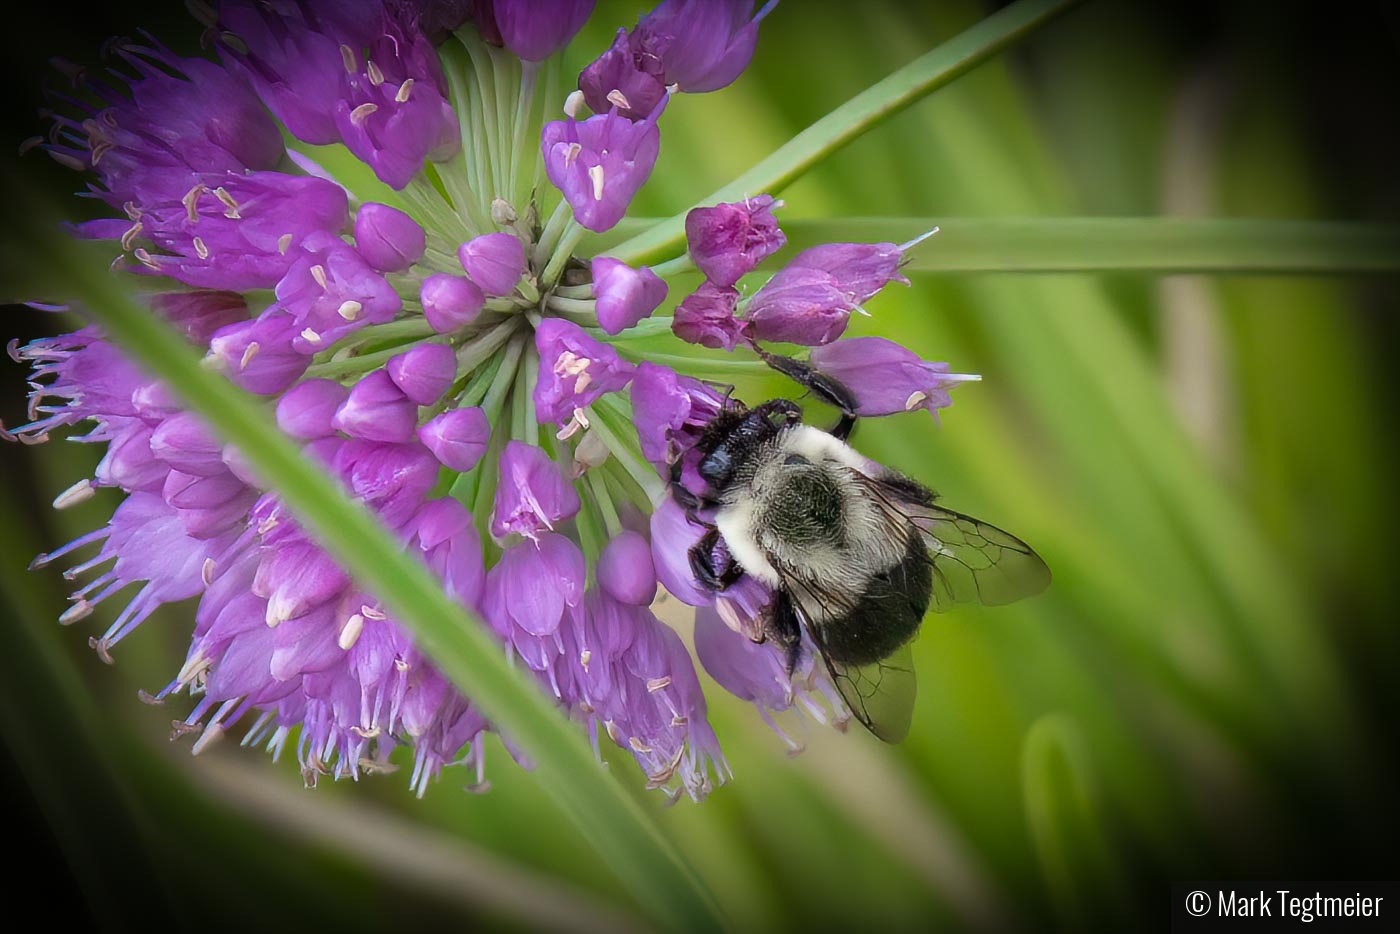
top-left (12, 222), bottom-right (725, 933)
top-left (1021, 715), bottom-right (1128, 931)
top-left (605, 0), bottom-right (1084, 266)
top-left (781, 217), bottom-right (1400, 274)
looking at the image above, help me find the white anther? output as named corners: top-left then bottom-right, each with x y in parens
top-left (395, 79), bottom-right (414, 103)
top-left (646, 676), bottom-right (672, 693)
top-left (277, 233), bottom-right (293, 254)
top-left (588, 165), bottom-right (606, 201)
top-left (240, 341), bottom-right (260, 369)
top-left (192, 236), bottom-right (210, 260)
top-left (300, 328), bottom-right (323, 345)
top-left (88, 636), bottom-right (114, 664)
top-left (339, 613), bottom-right (365, 651)
top-left (52, 478), bottom-right (95, 510)
top-left (120, 222), bottom-right (143, 251)
top-left (59, 600), bottom-right (93, 625)
top-left (606, 89), bottom-right (631, 110)
top-left (182, 183), bottom-right (208, 222)
top-left (310, 264), bottom-right (328, 289)
top-left (350, 102), bottom-right (379, 125)
top-left (579, 648), bottom-right (592, 669)
top-left (340, 44), bottom-right (358, 73)
top-left (563, 142), bottom-right (582, 166)
top-left (366, 60), bottom-right (385, 86)
top-left (214, 186), bottom-right (240, 219)
top-left (904, 390), bottom-right (928, 411)
top-left (201, 557), bottom-right (217, 586)
top-left (361, 605), bottom-right (387, 621)
top-left (337, 300), bottom-right (362, 321)
top-left (563, 89), bottom-right (585, 118)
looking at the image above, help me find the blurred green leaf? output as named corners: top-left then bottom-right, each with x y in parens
top-left (605, 0), bottom-right (1085, 266)
top-left (1022, 715), bottom-right (1128, 931)
top-left (784, 217), bottom-right (1400, 274)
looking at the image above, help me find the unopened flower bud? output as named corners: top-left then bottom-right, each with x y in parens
top-left (420, 273), bottom-right (485, 333)
top-left (598, 530), bottom-right (657, 605)
top-left (483, 0), bottom-right (597, 62)
top-left (354, 203), bottom-right (427, 272)
top-left (458, 232), bottom-right (527, 297)
top-left (387, 343), bottom-right (457, 406)
top-left (419, 407), bottom-right (491, 472)
top-left (592, 257), bottom-right (668, 335)
top-left (331, 370), bottom-right (419, 442)
top-left (276, 379), bottom-right (350, 439)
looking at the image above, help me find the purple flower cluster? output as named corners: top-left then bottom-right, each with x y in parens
top-left (8, 0), bottom-right (977, 799)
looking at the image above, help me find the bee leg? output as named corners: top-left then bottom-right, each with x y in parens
top-left (668, 457), bottom-right (722, 517)
top-left (769, 591), bottom-right (805, 674)
top-left (689, 528), bottom-right (730, 592)
top-left (750, 344), bottom-right (859, 441)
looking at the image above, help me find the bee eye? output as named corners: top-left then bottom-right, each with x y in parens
top-left (782, 454), bottom-right (811, 467)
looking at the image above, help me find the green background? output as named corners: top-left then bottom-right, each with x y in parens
top-left (1, 1), bottom-right (1397, 930)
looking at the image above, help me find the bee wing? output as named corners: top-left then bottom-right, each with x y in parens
top-left (781, 574), bottom-right (918, 744)
top-left (856, 473), bottom-right (1051, 611)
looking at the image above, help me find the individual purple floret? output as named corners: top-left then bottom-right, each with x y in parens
top-left (809, 337), bottom-right (980, 418)
top-left (577, 0), bottom-right (776, 118)
top-left (483, 532), bottom-right (587, 665)
top-left (685, 195), bottom-right (786, 287)
top-left (673, 282), bottom-right (744, 350)
top-left (459, 233), bottom-right (528, 297)
top-left (742, 236), bottom-right (929, 345)
top-left (420, 273), bottom-right (486, 333)
top-left (207, 313), bottom-right (309, 395)
top-left (276, 379), bottom-right (351, 439)
top-left (629, 362), bottom-right (725, 471)
top-left (387, 343), bottom-right (458, 405)
top-left (785, 240), bottom-right (911, 304)
top-left (419, 408), bottom-right (491, 472)
top-left (591, 258), bottom-right (668, 335)
top-left (541, 98), bottom-right (666, 232)
top-left (692, 605), bottom-right (847, 750)
top-left (597, 531), bottom-right (658, 605)
top-left (533, 318), bottom-right (635, 429)
top-left (332, 371), bottom-right (420, 443)
top-left (576, 28), bottom-right (668, 121)
top-left (276, 232), bottom-right (402, 352)
top-left (632, 0), bottom-right (777, 92)
top-left (476, 0), bottom-right (597, 62)
top-left (491, 441), bottom-right (582, 540)
top-left (355, 203), bottom-right (428, 273)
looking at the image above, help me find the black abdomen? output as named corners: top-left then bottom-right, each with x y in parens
top-left (818, 534), bottom-right (933, 667)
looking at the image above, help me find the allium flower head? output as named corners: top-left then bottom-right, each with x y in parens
top-left (9, 0), bottom-right (977, 802)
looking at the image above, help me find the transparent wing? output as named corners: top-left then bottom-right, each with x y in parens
top-left (814, 632), bottom-right (917, 744)
top-left (857, 474), bottom-right (1051, 611)
top-left (782, 573), bottom-right (918, 744)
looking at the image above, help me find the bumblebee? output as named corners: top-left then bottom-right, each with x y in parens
top-left (671, 349), bottom-right (1050, 742)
